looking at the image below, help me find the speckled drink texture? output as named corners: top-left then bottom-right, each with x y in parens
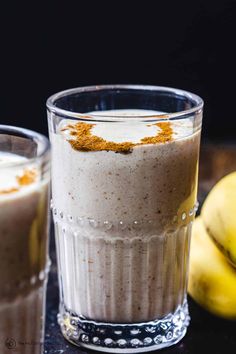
top-left (51, 119), bottom-right (200, 323)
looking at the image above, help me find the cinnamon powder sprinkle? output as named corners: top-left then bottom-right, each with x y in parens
top-left (65, 121), bottom-right (173, 153)
top-left (16, 169), bottom-right (37, 186)
top-left (0, 187), bottom-right (19, 195)
top-left (0, 169), bottom-right (37, 195)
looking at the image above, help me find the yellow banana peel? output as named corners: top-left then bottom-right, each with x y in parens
top-left (188, 217), bottom-right (236, 320)
top-left (202, 172), bottom-right (236, 267)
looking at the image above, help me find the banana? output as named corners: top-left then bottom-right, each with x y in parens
top-left (202, 172), bottom-right (236, 267)
top-left (188, 217), bottom-right (236, 319)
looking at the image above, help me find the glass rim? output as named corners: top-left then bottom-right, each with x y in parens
top-left (46, 84), bottom-right (204, 122)
top-left (0, 125), bottom-right (50, 168)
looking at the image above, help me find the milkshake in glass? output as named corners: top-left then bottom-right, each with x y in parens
top-left (0, 127), bottom-right (50, 354)
top-left (47, 85), bottom-right (203, 352)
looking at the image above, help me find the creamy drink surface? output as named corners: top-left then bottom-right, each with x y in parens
top-left (51, 110), bottom-right (200, 323)
top-left (0, 153), bottom-right (49, 354)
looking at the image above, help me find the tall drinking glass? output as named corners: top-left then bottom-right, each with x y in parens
top-left (47, 85), bottom-right (203, 352)
top-left (0, 126), bottom-right (50, 354)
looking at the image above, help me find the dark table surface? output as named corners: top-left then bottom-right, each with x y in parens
top-left (44, 144), bottom-right (236, 354)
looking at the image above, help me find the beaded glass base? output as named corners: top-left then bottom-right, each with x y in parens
top-left (58, 299), bottom-right (190, 353)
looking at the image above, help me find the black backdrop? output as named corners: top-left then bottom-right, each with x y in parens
top-left (1, 0), bottom-right (236, 141)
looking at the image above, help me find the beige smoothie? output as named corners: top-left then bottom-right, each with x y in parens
top-left (51, 110), bottom-right (200, 323)
top-left (0, 153), bottom-right (49, 354)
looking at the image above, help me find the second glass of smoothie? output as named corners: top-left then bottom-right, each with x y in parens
top-left (47, 85), bottom-right (203, 352)
top-left (0, 126), bottom-right (50, 354)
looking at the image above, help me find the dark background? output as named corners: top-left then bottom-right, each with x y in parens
top-left (1, 0), bottom-right (236, 140)
top-left (1, 2), bottom-right (236, 353)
